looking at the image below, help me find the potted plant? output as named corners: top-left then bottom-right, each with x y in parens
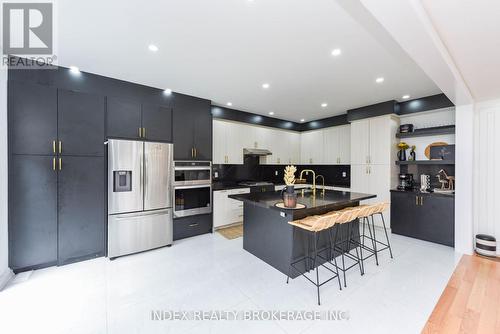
top-left (397, 142), bottom-right (409, 161)
top-left (282, 165), bottom-right (297, 208)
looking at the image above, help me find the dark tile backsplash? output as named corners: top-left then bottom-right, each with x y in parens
top-left (213, 156), bottom-right (350, 187)
top-left (400, 164), bottom-right (455, 188)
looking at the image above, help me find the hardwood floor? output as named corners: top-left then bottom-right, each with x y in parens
top-left (423, 254), bottom-right (500, 334)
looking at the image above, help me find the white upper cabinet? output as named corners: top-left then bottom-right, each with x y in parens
top-left (323, 124), bottom-right (351, 165)
top-left (212, 119), bottom-right (244, 164)
top-left (213, 119), bottom-right (301, 165)
top-left (351, 116), bottom-right (396, 165)
top-left (300, 130), bottom-right (324, 164)
top-left (350, 119), bottom-right (370, 164)
top-left (369, 116), bottom-right (393, 164)
top-left (337, 125), bottom-right (351, 164)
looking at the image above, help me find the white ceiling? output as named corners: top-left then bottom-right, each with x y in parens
top-left (422, 0), bottom-right (500, 102)
top-left (56, 0), bottom-right (440, 122)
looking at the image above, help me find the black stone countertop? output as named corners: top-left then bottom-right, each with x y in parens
top-left (212, 181), bottom-right (251, 191)
top-left (390, 188), bottom-right (455, 197)
top-left (229, 189), bottom-right (376, 213)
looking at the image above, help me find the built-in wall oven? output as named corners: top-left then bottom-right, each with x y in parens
top-left (174, 161), bottom-right (212, 217)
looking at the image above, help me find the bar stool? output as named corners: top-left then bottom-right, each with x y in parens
top-left (286, 213), bottom-right (342, 305)
top-left (359, 202), bottom-right (393, 266)
top-left (329, 207), bottom-right (364, 288)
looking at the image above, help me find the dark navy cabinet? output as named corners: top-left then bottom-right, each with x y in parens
top-left (173, 97), bottom-right (212, 160)
top-left (391, 191), bottom-right (454, 247)
top-left (106, 97), bottom-right (142, 140)
top-left (8, 81), bottom-right (106, 272)
top-left (57, 156), bottom-right (105, 265)
top-left (9, 155), bottom-right (58, 271)
top-left (141, 103), bottom-right (172, 142)
top-left (8, 81), bottom-right (57, 155)
top-left (173, 214), bottom-right (213, 241)
top-left (106, 98), bottom-right (172, 142)
top-left (58, 89), bottom-right (105, 156)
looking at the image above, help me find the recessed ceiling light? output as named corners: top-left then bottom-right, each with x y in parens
top-left (262, 83), bottom-right (270, 89)
top-left (402, 95), bottom-right (410, 99)
top-left (300, 119), bottom-right (305, 122)
top-left (226, 102), bottom-right (232, 106)
top-left (268, 111), bottom-right (274, 115)
top-left (375, 77), bottom-right (385, 83)
top-left (148, 44), bottom-right (159, 52)
top-left (331, 48), bottom-right (342, 56)
top-left (321, 103), bottom-right (328, 108)
top-left (69, 66), bottom-right (80, 74)
top-left (163, 88), bottom-right (172, 95)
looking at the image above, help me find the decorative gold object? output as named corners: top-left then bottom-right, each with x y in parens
top-left (315, 174), bottom-right (325, 196)
top-left (436, 169), bottom-right (455, 190)
top-left (299, 169), bottom-right (316, 196)
top-left (425, 142), bottom-right (448, 159)
top-left (283, 165), bottom-right (297, 186)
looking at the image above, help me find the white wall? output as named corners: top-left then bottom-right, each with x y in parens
top-left (474, 99), bottom-right (500, 255)
top-left (0, 66), bottom-right (12, 289)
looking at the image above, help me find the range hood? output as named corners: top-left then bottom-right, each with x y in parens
top-left (243, 148), bottom-right (272, 156)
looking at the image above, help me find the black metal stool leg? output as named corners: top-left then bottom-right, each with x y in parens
top-left (330, 227), bottom-right (342, 290)
top-left (379, 212), bottom-right (393, 259)
top-left (313, 232), bottom-right (320, 305)
top-left (357, 219), bottom-right (365, 274)
top-left (350, 221), bottom-right (364, 276)
top-left (370, 215), bottom-right (379, 265)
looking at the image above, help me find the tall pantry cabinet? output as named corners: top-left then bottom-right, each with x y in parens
top-left (350, 115), bottom-right (399, 226)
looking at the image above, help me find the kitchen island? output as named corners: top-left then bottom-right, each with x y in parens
top-left (229, 189), bottom-right (376, 277)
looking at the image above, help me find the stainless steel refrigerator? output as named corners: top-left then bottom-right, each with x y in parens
top-left (107, 139), bottom-right (173, 259)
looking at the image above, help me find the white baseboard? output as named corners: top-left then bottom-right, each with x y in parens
top-left (0, 267), bottom-right (14, 291)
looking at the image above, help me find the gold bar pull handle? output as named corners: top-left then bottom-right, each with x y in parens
top-left (52, 157), bottom-right (56, 171)
top-left (142, 127), bottom-right (146, 138)
top-left (58, 140), bottom-right (62, 154)
top-left (415, 196), bottom-right (418, 205)
top-left (52, 140), bottom-right (56, 153)
top-left (139, 127), bottom-right (142, 138)
top-left (59, 158), bottom-right (62, 170)
top-left (420, 197), bottom-right (423, 206)
top-left (194, 148), bottom-right (197, 158)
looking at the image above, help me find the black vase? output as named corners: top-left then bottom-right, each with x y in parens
top-left (397, 149), bottom-right (407, 161)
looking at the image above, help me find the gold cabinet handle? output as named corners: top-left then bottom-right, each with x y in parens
top-left (138, 127), bottom-right (142, 138)
top-left (194, 148), bottom-right (197, 158)
top-left (58, 141), bottom-right (62, 154)
top-left (53, 157), bottom-right (56, 171)
top-left (142, 127), bottom-right (146, 138)
top-left (52, 140), bottom-right (56, 153)
top-left (416, 196), bottom-right (419, 205)
top-left (420, 196), bottom-right (423, 206)
top-left (58, 158), bottom-right (62, 170)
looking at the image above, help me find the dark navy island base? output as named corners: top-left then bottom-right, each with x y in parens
top-left (229, 189), bottom-right (376, 278)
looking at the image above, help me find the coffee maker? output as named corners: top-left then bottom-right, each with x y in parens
top-left (398, 173), bottom-right (414, 190)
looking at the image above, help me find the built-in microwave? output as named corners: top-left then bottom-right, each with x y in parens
top-left (174, 161), bottom-right (211, 186)
top-left (173, 161), bottom-right (212, 218)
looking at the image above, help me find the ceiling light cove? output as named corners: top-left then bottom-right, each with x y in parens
top-left (321, 103), bottom-right (328, 108)
top-left (402, 95), bottom-right (410, 99)
top-left (163, 88), bottom-right (172, 95)
top-left (148, 44), bottom-right (159, 52)
top-left (226, 102), bottom-right (233, 106)
top-left (375, 77), bottom-right (385, 83)
top-left (331, 48), bottom-right (342, 56)
top-left (262, 83), bottom-right (270, 89)
top-left (69, 66), bottom-right (80, 74)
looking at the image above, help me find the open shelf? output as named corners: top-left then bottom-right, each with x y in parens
top-left (396, 160), bottom-right (455, 165)
top-left (396, 125), bottom-right (455, 138)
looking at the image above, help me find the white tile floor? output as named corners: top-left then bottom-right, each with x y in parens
top-left (0, 231), bottom-right (460, 334)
